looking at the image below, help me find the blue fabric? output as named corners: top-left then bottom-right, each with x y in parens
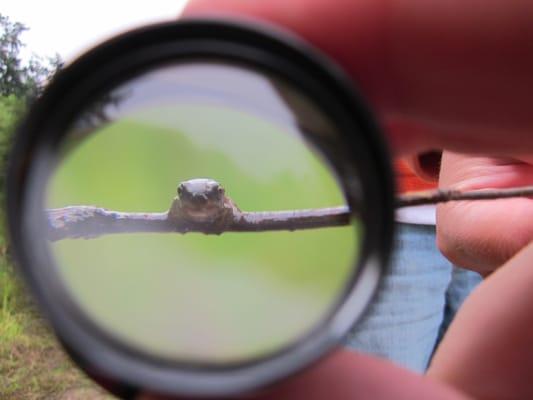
top-left (344, 223), bottom-right (482, 372)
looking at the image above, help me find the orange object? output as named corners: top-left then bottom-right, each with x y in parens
top-left (395, 151), bottom-right (441, 193)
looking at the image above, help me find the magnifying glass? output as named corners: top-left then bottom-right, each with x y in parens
top-left (6, 19), bottom-right (394, 398)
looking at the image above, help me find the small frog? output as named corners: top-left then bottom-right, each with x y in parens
top-left (168, 178), bottom-right (240, 231)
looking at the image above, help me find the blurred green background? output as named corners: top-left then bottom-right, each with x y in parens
top-left (47, 104), bottom-right (361, 364)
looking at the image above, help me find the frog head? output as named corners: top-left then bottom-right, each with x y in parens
top-left (177, 178), bottom-right (226, 218)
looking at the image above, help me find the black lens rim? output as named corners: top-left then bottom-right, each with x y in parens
top-left (6, 18), bottom-right (395, 397)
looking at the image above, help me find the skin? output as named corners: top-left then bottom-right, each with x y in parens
top-left (182, 0), bottom-right (533, 157)
top-left (428, 243), bottom-right (533, 399)
top-left (138, 1), bottom-right (533, 399)
top-left (141, 351), bottom-right (470, 400)
top-left (437, 153), bottom-right (533, 274)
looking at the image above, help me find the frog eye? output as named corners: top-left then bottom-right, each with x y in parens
top-left (207, 188), bottom-right (218, 199)
top-left (217, 186), bottom-right (224, 195)
top-left (177, 185), bottom-right (183, 196)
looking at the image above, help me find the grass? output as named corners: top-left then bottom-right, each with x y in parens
top-left (0, 252), bottom-right (113, 399)
top-left (1, 93), bottom-right (106, 397)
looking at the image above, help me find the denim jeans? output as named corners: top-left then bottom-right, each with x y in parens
top-left (344, 223), bottom-right (482, 372)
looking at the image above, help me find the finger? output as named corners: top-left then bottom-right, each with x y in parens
top-left (139, 349), bottom-right (469, 400)
top-left (428, 243), bottom-right (533, 399)
top-left (182, 0), bottom-right (395, 114)
top-left (183, 0), bottom-right (533, 156)
top-left (436, 152), bottom-right (533, 271)
top-left (249, 349), bottom-right (468, 400)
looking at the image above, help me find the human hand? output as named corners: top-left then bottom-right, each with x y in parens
top-left (428, 242), bottom-right (533, 399)
top-left (182, 0), bottom-right (533, 157)
top-left (163, 3), bottom-right (533, 399)
top-left (436, 151), bottom-right (533, 274)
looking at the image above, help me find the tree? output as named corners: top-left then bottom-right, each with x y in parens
top-left (0, 14), bottom-right (62, 206)
top-left (0, 13), bottom-right (62, 100)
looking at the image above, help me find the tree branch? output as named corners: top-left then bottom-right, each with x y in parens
top-left (47, 186), bottom-right (533, 241)
top-left (46, 205), bottom-right (351, 241)
top-left (397, 186), bottom-right (533, 207)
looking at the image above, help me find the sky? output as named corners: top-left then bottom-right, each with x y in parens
top-left (2, 1), bottom-right (188, 62)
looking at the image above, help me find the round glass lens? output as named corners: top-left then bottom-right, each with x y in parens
top-left (43, 61), bottom-right (363, 365)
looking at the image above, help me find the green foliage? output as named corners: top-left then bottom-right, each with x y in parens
top-left (0, 94), bottom-right (25, 133)
top-left (0, 93), bottom-right (24, 152)
top-left (0, 94), bottom-right (24, 203)
top-left (0, 262), bottom-right (23, 341)
top-left (0, 14), bottom-right (61, 202)
top-left (0, 14), bottom-right (27, 97)
top-left (0, 13), bottom-right (62, 100)
top-left (0, 14), bottom-right (62, 224)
